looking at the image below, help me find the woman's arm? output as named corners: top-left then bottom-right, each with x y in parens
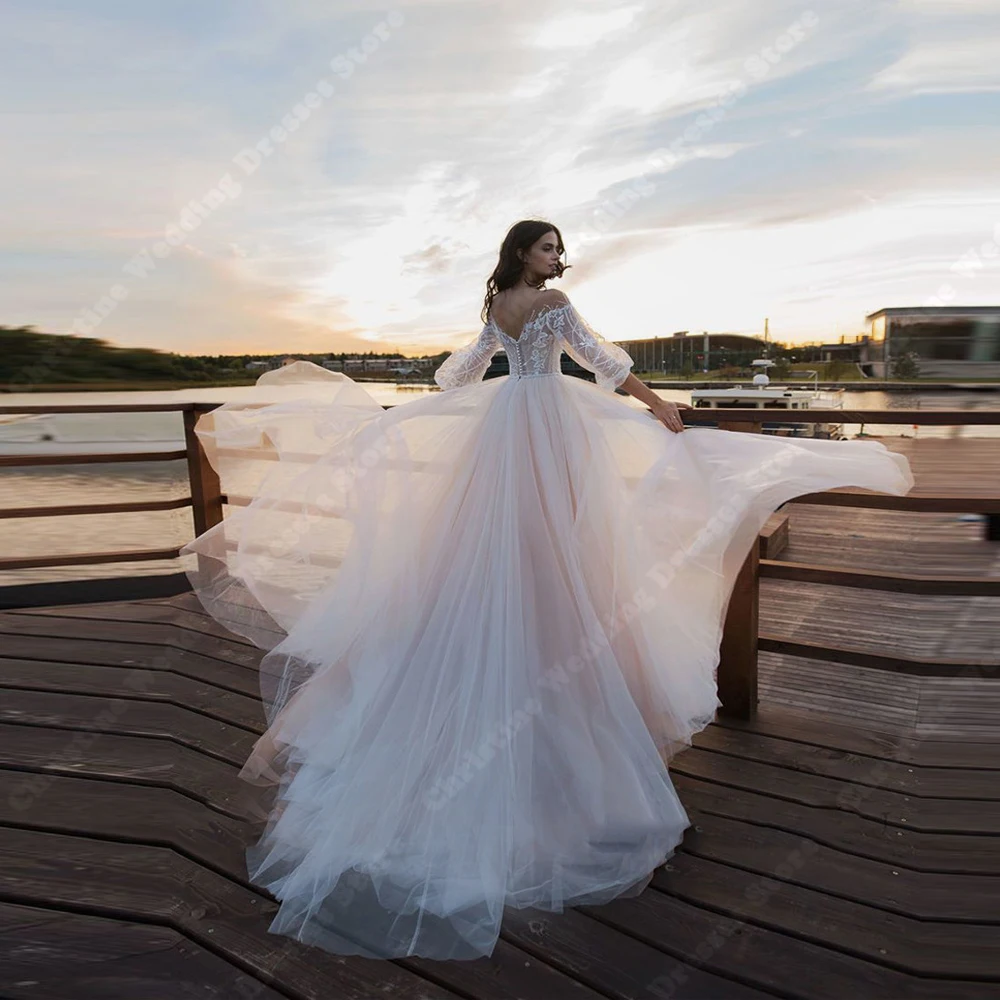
top-left (434, 323), bottom-right (501, 390)
top-left (554, 292), bottom-right (692, 434)
top-left (618, 372), bottom-right (692, 434)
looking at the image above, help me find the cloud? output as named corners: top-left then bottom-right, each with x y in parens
top-left (1, 0), bottom-right (999, 352)
top-left (869, 0), bottom-right (1000, 95)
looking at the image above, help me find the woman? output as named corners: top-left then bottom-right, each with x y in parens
top-left (181, 219), bottom-right (914, 961)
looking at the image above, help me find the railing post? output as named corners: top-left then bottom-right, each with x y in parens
top-left (717, 541), bottom-right (760, 719)
top-left (183, 407), bottom-right (224, 537)
top-left (712, 417), bottom-right (762, 719)
top-left (987, 513), bottom-right (1000, 542)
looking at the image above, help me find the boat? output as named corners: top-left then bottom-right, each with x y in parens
top-left (690, 360), bottom-right (846, 439)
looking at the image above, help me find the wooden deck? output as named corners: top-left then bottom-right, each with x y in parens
top-left (0, 585), bottom-right (998, 999)
top-left (760, 494), bottom-right (1000, 738)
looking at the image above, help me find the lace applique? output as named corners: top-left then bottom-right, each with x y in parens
top-left (528, 326), bottom-right (554, 372)
top-left (549, 303), bottom-right (633, 391)
top-left (433, 300), bottom-right (633, 390)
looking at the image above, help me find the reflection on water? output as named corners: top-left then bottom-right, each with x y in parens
top-left (1, 382), bottom-right (997, 586)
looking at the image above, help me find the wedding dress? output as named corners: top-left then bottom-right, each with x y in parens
top-left (180, 297), bottom-right (914, 960)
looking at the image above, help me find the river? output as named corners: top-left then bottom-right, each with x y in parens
top-left (2, 382), bottom-right (997, 587)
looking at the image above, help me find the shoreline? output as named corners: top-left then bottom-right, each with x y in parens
top-left (2, 377), bottom-right (1000, 394)
top-left (643, 379), bottom-right (1000, 391)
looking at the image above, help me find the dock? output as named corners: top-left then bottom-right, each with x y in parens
top-left (0, 591), bottom-right (997, 998)
top-left (0, 402), bottom-right (998, 997)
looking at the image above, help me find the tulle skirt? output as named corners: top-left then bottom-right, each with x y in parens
top-left (180, 361), bottom-right (915, 959)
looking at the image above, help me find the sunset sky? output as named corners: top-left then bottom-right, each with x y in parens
top-left (3, 0), bottom-right (999, 357)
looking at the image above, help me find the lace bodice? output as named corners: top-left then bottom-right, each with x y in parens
top-left (434, 300), bottom-right (634, 392)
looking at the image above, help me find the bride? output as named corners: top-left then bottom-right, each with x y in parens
top-left (181, 218), bottom-right (915, 961)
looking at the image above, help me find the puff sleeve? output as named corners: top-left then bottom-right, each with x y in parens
top-left (557, 302), bottom-right (634, 391)
top-left (434, 323), bottom-right (501, 391)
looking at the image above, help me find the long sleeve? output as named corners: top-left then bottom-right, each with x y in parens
top-left (558, 302), bottom-right (634, 391)
top-left (434, 323), bottom-right (501, 391)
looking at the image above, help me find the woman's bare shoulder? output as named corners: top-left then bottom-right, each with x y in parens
top-left (539, 288), bottom-right (570, 307)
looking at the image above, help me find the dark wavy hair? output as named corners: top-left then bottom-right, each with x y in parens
top-left (482, 220), bottom-right (571, 322)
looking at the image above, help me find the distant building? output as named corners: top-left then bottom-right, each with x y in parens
top-left (816, 341), bottom-right (862, 364)
top-left (863, 306), bottom-right (1000, 378)
top-left (617, 332), bottom-right (767, 374)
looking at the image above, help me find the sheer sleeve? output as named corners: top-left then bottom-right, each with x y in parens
top-left (556, 302), bottom-right (634, 391)
top-left (434, 323), bottom-right (501, 390)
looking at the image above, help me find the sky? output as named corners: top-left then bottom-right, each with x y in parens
top-left (2, 0), bottom-right (1000, 356)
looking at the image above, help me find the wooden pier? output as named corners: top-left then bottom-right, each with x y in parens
top-left (1, 589), bottom-right (997, 998)
top-left (0, 402), bottom-right (998, 998)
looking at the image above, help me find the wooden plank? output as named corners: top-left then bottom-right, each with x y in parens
top-left (0, 547), bottom-right (183, 571)
top-left (147, 591), bottom-right (215, 615)
top-left (674, 796), bottom-right (1000, 926)
top-left (674, 775), bottom-right (1000, 888)
top-left (0, 656), bottom-right (263, 729)
top-left (0, 687), bottom-right (257, 764)
top-left (757, 658), bottom-right (1000, 745)
top-left (698, 409), bottom-right (1000, 425)
top-left (402, 941), bottom-right (614, 1000)
top-left (0, 403), bottom-right (197, 414)
top-left (585, 882), bottom-right (994, 999)
top-left (758, 654), bottom-right (921, 733)
top-left (0, 450), bottom-right (188, 467)
top-left (0, 611), bottom-right (262, 671)
top-left (0, 827), bottom-right (464, 1000)
top-left (499, 906), bottom-right (775, 999)
top-left (760, 652), bottom-right (927, 702)
top-left (0, 497), bottom-right (194, 520)
top-left (673, 746), bottom-right (1000, 838)
top-left (0, 721), bottom-right (252, 821)
top-left (789, 493), bottom-right (1000, 513)
top-left (0, 769), bottom-right (249, 877)
top-left (0, 632), bottom-right (261, 698)
top-left (16, 598), bottom-right (258, 648)
top-left (780, 504), bottom-right (998, 577)
top-left (761, 559), bottom-right (1000, 596)
top-left (0, 900), bottom-right (289, 1000)
top-left (918, 677), bottom-right (1000, 736)
top-left (717, 419), bottom-right (763, 433)
top-left (761, 580), bottom-right (1000, 664)
top-left (715, 706), bottom-right (1000, 769)
top-left (758, 633), bottom-right (1000, 677)
top-left (138, 592), bottom-right (283, 648)
top-left (692, 725), bottom-right (1000, 800)
top-left (656, 851), bottom-right (999, 980)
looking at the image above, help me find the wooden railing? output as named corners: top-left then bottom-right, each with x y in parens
top-left (2, 402), bottom-right (998, 717)
top-left (710, 409), bottom-right (1000, 719)
top-left (0, 403), bottom-right (219, 572)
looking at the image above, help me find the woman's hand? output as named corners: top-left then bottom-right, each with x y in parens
top-left (650, 398), bottom-right (693, 434)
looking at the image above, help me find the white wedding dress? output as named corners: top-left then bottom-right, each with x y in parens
top-left (181, 298), bottom-right (914, 960)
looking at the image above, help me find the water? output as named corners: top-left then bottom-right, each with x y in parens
top-left (2, 382), bottom-right (997, 587)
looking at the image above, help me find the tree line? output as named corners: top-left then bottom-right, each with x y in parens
top-left (0, 326), bottom-right (430, 386)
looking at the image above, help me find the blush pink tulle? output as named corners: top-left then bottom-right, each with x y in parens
top-left (181, 302), bottom-right (914, 960)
